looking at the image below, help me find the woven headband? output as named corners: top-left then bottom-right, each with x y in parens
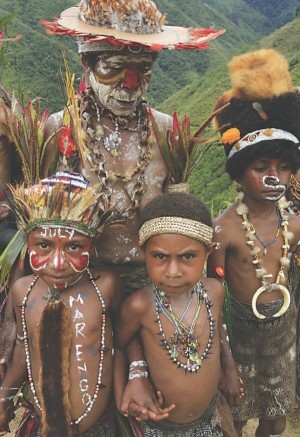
top-left (228, 128), bottom-right (300, 159)
top-left (77, 38), bottom-right (152, 53)
top-left (139, 217), bottom-right (213, 246)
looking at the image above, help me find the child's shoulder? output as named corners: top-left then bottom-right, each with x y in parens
top-left (286, 211), bottom-right (300, 250)
top-left (10, 274), bottom-right (37, 302)
top-left (203, 277), bottom-right (224, 293)
top-left (213, 202), bottom-right (237, 225)
top-left (90, 267), bottom-right (122, 288)
top-left (121, 283), bottom-right (154, 315)
top-left (202, 278), bottom-right (224, 303)
top-left (89, 267), bottom-right (123, 301)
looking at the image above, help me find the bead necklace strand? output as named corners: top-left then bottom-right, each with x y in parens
top-left (246, 207), bottom-right (281, 255)
top-left (21, 269), bottom-right (107, 426)
top-left (236, 191), bottom-right (292, 319)
top-left (80, 88), bottom-right (151, 218)
top-left (95, 102), bottom-right (141, 156)
top-left (154, 282), bottom-right (215, 373)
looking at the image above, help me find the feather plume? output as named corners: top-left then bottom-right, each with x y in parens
top-left (6, 174), bottom-right (120, 237)
top-left (149, 105), bottom-right (228, 184)
top-left (60, 47), bottom-right (85, 165)
top-left (1, 90), bottom-right (56, 183)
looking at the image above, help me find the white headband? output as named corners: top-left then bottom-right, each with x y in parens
top-left (228, 128), bottom-right (300, 159)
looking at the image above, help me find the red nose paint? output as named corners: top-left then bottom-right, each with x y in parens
top-left (121, 68), bottom-right (140, 89)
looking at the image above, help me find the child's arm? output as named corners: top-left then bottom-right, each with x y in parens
top-left (114, 292), bottom-right (175, 421)
top-left (0, 291), bottom-right (16, 382)
top-left (207, 221), bottom-right (243, 406)
top-left (0, 341), bottom-right (27, 435)
top-left (206, 217), bottom-right (227, 281)
top-left (118, 336), bottom-right (175, 421)
top-left (0, 284), bottom-right (28, 435)
top-left (219, 316), bottom-right (244, 407)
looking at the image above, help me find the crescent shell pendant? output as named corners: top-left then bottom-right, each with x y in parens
top-left (251, 284), bottom-right (291, 319)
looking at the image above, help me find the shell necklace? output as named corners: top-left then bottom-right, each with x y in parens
top-left (21, 269), bottom-right (107, 426)
top-left (236, 191), bottom-right (292, 319)
top-left (154, 282), bottom-right (215, 373)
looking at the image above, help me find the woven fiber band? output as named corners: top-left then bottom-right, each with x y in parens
top-left (228, 128), bottom-right (299, 159)
top-left (77, 38), bottom-right (152, 53)
top-left (139, 217), bottom-right (213, 246)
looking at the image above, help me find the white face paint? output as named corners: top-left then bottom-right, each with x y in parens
top-left (72, 294), bottom-right (91, 406)
top-left (89, 52), bottom-right (154, 116)
top-left (214, 225), bottom-right (222, 234)
top-left (262, 175), bottom-right (287, 201)
top-left (215, 242), bottom-right (221, 250)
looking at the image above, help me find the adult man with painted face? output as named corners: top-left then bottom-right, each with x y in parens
top-left (43, 42), bottom-right (167, 292)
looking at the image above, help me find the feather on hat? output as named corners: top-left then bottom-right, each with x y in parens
top-left (41, 0), bottom-right (225, 51)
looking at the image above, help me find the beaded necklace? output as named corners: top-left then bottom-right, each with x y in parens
top-left (236, 192), bottom-right (292, 319)
top-left (247, 208), bottom-right (281, 255)
top-left (21, 269), bottom-right (107, 426)
top-left (95, 102), bottom-right (141, 156)
top-left (79, 88), bottom-right (151, 218)
top-left (154, 282), bottom-right (215, 373)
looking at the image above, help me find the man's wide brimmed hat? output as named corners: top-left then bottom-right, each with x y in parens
top-left (41, 0), bottom-right (225, 51)
top-left (214, 49), bottom-right (300, 159)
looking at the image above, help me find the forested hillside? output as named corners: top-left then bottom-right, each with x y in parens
top-left (158, 15), bottom-right (300, 213)
top-left (0, 0), bottom-right (298, 110)
top-left (1, 0), bottom-right (299, 213)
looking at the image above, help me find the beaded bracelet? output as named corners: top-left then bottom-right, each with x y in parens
top-left (129, 360), bottom-right (147, 370)
top-left (128, 370), bottom-right (149, 380)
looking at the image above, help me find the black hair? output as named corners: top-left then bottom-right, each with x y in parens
top-left (139, 192), bottom-right (212, 229)
top-left (225, 140), bottom-right (300, 181)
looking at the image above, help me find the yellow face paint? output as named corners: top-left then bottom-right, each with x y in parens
top-left (94, 69), bottom-right (125, 84)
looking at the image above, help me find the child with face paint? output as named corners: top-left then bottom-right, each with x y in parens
top-left (207, 49), bottom-right (300, 437)
top-left (0, 171), bottom-right (123, 436)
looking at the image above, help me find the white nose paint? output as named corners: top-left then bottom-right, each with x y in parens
top-left (262, 175), bottom-right (286, 201)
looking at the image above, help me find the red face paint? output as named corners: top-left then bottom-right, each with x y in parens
top-left (120, 68), bottom-right (140, 89)
top-left (66, 251), bottom-right (90, 273)
top-left (27, 227), bottom-right (93, 290)
top-left (29, 250), bottom-right (50, 271)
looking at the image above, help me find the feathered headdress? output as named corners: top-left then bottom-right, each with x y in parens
top-left (40, 0), bottom-right (225, 52)
top-left (0, 170), bottom-right (118, 284)
top-left (213, 49), bottom-right (300, 159)
top-left (8, 171), bottom-right (114, 236)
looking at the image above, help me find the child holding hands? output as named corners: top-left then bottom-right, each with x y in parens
top-left (0, 171), bottom-right (123, 436)
top-left (115, 192), bottom-right (237, 436)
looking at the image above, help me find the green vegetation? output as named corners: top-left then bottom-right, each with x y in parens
top-left (1, 0), bottom-right (297, 110)
top-left (159, 15), bottom-right (300, 214)
top-left (0, 0), bottom-right (299, 214)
